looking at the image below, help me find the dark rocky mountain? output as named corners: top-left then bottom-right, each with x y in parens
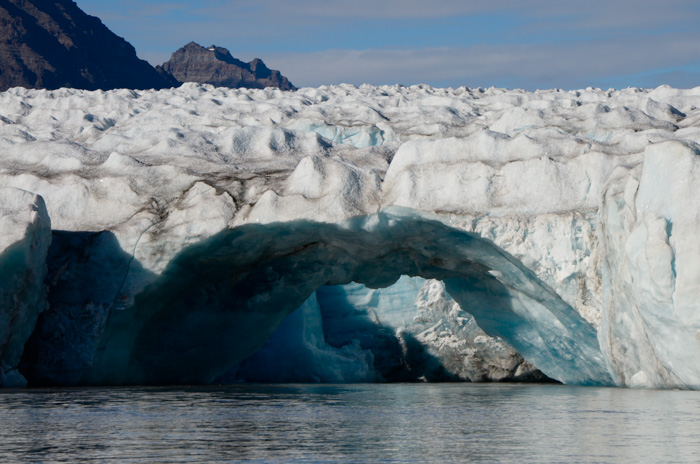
top-left (0, 0), bottom-right (173, 92)
top-left (157, 42), bottom-right (296, 91)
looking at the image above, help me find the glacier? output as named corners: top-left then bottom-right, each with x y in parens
top-left (1, 83), bottom-right (700, 388)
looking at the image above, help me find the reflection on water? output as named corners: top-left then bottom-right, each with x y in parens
top-left (1, 383), bottom-right (699, 463)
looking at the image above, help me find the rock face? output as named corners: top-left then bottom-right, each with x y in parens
top-left (0, 0), bottom-right (173, 92)
top-left (157, 42), bottom-right (296, 90)
top-left (1, 83), bottom-right (700, 389)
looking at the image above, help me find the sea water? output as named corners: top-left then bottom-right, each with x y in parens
top-left (0, 383), bottom-right (699, 463)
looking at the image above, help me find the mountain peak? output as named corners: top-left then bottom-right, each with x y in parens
top-left (158, 42), bottom-right (295, 91)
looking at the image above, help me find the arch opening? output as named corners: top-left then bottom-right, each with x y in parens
top-left (226, 276), bottom-right (551, 384)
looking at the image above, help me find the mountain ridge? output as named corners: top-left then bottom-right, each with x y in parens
top-left (0, 0), bottom-right (173, 92)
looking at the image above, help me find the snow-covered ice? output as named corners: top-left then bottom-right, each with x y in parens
top-left (1, 83), bottom-right (700, 388)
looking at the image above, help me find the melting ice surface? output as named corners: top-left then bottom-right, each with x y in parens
top-left (1, 83), bottom-right (700, 388)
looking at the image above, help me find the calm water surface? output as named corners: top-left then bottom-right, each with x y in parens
top-left (1, 383), bottom-right (699, 463)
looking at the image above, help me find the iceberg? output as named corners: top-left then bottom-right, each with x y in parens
top-left (0, 83), bottom-right (699, 388)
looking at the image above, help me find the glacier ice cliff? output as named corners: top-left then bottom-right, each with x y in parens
top-left (1, 83), bottom-right (700, 388)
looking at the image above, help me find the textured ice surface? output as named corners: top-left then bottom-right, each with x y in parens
top-left (1, 83), bottom-right (700, 388)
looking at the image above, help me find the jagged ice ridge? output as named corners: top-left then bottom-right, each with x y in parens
top-left (1, 83), bottom-right (700, 388)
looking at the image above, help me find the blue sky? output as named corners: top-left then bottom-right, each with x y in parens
top-left (78, 0), bottom-right (700, 90)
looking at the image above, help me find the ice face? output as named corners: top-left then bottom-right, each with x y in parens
top-left (20, 230), bottom-right (154, 386)
top-left (1, 83), bottom-right (700, 388)
top-left (223, 290), bottom-right (377, 383)
top-left (0, 188), bottom-right (51, 387)
top-left (599, 141), bottom-right (700, 388)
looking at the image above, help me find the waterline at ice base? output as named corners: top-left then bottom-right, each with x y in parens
top-left (1, 83), bottom-right (700, 389)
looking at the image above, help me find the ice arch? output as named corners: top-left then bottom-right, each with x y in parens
top-left (80, 208), bottom-right (611, 386)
